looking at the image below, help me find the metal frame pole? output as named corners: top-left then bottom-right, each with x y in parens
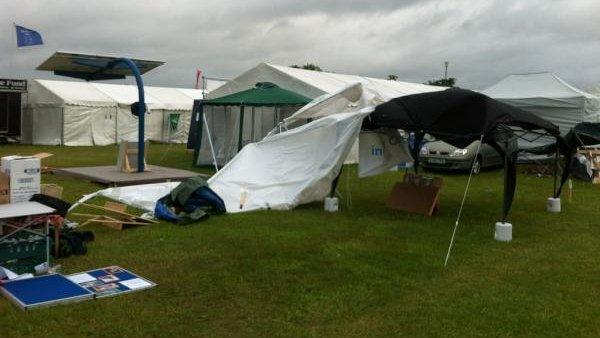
top-left (116, 58), bottom-right (145, 173)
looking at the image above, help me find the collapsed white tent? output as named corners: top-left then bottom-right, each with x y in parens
top-left (197, 63), bottom-right (442, 164)
top-left (208, 108), bottom-right (372, 212)
top-left (482, 73), bottom-right (600, 134)
top-left (23, 79), bottom-right (208, 146)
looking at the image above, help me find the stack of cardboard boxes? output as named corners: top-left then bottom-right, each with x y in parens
top-left (0, 156), bottom-right (41, 204)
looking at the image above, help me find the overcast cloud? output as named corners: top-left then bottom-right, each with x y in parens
top-left (2, 0), bottom-right (599, 90)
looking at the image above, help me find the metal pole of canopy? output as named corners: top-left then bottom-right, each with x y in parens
top-left (116, 58), bottom-right (145, 173)
top-left (553, 146), bottom-right (559, 196)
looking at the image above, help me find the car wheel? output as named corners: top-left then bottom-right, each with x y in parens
top-left (472, 156), bottom-right (482, 175)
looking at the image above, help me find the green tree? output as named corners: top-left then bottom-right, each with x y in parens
top-left (387, 74), bottom-right (398, 81)
top-left (290, 63), bottom-right (323, 72)
top-left (427, 77), bottom-right (456, 87)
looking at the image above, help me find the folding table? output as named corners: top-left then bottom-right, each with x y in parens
top-left (0, 201), bottom-right (57, 272)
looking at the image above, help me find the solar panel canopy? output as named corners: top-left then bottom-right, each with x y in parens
top-left (36, 51), bottom-right (164, 80)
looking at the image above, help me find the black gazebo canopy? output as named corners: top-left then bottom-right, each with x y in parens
top-left (365, 88), bottom-right (567, 221)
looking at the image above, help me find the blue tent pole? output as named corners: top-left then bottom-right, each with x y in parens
top-left (116, 58), bottom-right (145, 172)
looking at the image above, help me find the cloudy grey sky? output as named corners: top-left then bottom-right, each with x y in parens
top-left (2, 0), bottom-right (599, 90)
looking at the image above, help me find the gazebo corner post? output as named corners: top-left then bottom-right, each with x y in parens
top-left (547, 137), bottom-right (564, 213)
top-left (496, 139), bottom-right (515, 242)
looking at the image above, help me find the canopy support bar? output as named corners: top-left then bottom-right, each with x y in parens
top-left (97, 57), bottom-right (146, 172)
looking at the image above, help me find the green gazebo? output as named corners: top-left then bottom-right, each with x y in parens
top-left (192, 82), bottom-right (311, 168)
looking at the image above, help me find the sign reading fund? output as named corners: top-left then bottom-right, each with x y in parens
top-left (0, 79), bottom-right (27, 92)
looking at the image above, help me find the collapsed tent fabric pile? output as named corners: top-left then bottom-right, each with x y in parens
top-left (155, 177), bottom-right (225, 224)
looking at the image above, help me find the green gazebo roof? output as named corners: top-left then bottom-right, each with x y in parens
top-left (203, 82), bottom-right (311, 107)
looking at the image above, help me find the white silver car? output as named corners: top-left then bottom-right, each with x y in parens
top-left (418, 140), bottom-right (505, 174)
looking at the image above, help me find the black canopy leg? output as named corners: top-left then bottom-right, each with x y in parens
top-left (330, 167), bottom-right (343, 198)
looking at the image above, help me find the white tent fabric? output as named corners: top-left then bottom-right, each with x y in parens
top-left (208, 108), bottom-right (373, 213)
top-left (24, 79), bottom-right (206, 145)
top-left (83, 182), bottom-right (180, 212)
top-left (587, 85), bottom-right (600, 98)
top-left (198, 63), bottom-right (443, 165)
top-left (482, 73), bottom-right (600, 134)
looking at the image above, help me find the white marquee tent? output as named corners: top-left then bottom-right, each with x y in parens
top-left (23, 79), bottom-right (210, 146)
top-left (482, 73), bottom-right (600, 134)
top-left (196, 63), bottom-right (442, 165)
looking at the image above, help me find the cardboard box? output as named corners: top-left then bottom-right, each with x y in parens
top-left (2, 157), bottom-right (41, 203)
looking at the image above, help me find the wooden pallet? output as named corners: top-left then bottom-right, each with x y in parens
top-left (71, 201), bottom-right (157, 230)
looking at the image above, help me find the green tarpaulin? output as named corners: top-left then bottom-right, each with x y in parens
top-left (203, 82), bottom-right (311, 107)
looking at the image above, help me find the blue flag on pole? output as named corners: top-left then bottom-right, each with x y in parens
top-left (15, 25), bottom-right (43, 47)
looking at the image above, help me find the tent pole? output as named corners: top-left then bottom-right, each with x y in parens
top-left (203, 112), bottom-right (219, 173)
top-left (553, 146), bottom-right (559, 196)
top-left (114, 107), bottom-right (118, 143)
top-left (238, 106), bottom-right (245, 151)
top-left (251, 107), bottom-right (255, 142)
top-left (61, 107), bottom-right (64, 145)
top-left (330, 166), bottom-right (343, 198)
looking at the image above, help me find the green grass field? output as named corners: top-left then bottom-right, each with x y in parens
top-left (0, 143), bottom-right (598, 337)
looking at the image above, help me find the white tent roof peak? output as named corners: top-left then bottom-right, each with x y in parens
top-left (206, 62), bottom-right (444, 101)
top-left (482, 72), bottom-right (597, 99)
top-left (31, 79), bottom-right (116, 107)
top-left (29, 79), bottom-right (208, 110)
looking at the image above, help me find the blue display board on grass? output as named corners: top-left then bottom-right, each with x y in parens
top-left (0, 274), bottom-right (93, 310)
top-left (67, 266), bottom-right (156, 298)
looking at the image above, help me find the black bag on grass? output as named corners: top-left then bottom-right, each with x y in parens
top-left (29, 194), bottom-right (71, 217)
